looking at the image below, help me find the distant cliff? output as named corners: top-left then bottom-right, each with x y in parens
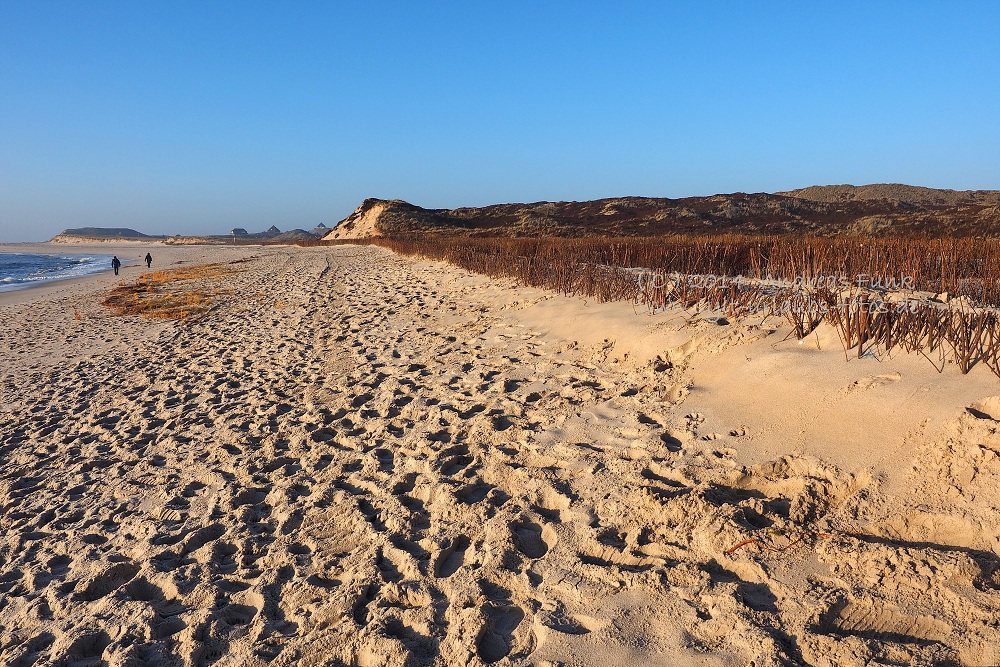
top-left (324, 185), bottom-right (1000, 240)
top-left (50, 228), bottom-right (166, 243)
top-left (51, 223), bottom-right (332, 244)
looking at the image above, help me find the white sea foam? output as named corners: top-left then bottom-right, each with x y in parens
top-left (0, 252), bottom-right (117, 292)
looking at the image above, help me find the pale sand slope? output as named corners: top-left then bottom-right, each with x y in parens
top-left (1, 244), bottom-right (998, 666)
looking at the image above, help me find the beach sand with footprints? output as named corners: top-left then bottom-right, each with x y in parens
top-left (2, 243), bottom-right (1000, 666)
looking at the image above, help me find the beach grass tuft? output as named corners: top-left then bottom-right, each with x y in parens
top-left (102, 263), bottom-right (235, 320)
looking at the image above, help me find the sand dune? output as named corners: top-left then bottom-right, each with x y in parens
top-left (1, 244), bottom-right (998, 666)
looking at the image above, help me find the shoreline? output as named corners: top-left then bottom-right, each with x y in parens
top-left (0, 242), bottom-right (244, 306)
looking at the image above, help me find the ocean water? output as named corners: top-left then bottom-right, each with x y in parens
top-left (0, 252), bottom-right (117, 293)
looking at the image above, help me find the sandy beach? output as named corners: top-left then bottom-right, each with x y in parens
top-left (1, 243), bottom-right (999, 666)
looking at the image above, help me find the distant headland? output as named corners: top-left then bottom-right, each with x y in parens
top-left (50, 223), bottom-right (331, 244)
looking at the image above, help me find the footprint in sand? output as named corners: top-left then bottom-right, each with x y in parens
top-left (538, 607), bottom-right (596, 635)
top-left (373, 448), bottom-right (395, 472)
top-left (512, 519), bottom-right (557, 559)
top-left (477, 604), bottom-right (526, 663)
top-left (78, 561), bottom-right (140, 601)
top-left (51, 630), bottom-right (112, 666)
top-left (438, 444), bottom-right (474, 476)
top-left (433, 534), bottom-right (472, 578)
top-left (819, 598), bottom-right (951, 644)
top-left (352, 582), bottom-right (381, 626)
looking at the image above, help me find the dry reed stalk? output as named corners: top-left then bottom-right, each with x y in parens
top-left (369, 235), bottom-right (1000, 378)
top-left (102, 263), bottom-right (236, 320)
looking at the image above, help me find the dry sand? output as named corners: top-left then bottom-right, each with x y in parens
top-left (1, 243), bottom-right (999, 667)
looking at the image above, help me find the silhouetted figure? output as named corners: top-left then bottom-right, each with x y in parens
top-left (112, 256), bottom-right (121, 276)
top-left (145, 253), bottom-right (152, 268)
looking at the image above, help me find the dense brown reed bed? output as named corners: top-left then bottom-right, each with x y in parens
top-left (371, 235), bottom-right (1000, 302)
top-left (366, 235), bottom-right (1000, 378)
top-left (102, 264), bottom-right (235, 320)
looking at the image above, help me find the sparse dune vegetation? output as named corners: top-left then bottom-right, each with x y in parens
top-left (101, 263), bottom-right (238, 320)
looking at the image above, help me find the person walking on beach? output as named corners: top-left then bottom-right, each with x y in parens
top-left (145, 253), bottom-right (152, 268)
top-left (112, 256), bottom-right (121, 276)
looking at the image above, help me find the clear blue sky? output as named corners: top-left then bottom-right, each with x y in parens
top-left (2, 1), bottom-right (998, 242)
